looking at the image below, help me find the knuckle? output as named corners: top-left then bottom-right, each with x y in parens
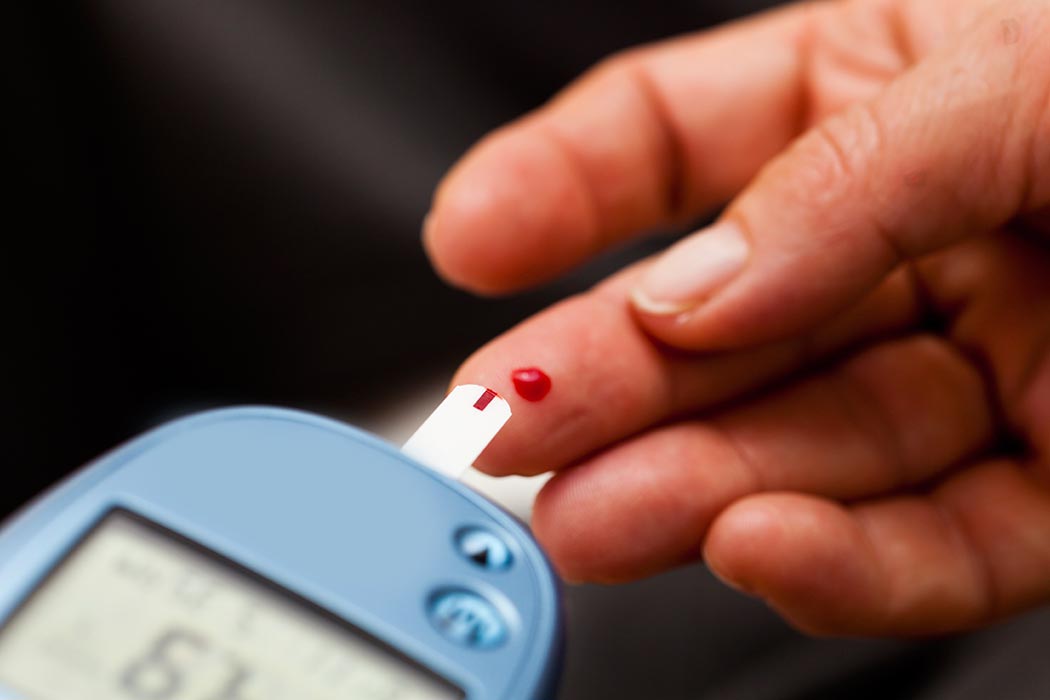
top-left (796, 101), bottom-right (918, 260)
top-left (784, 101), bottom-right (884, 209)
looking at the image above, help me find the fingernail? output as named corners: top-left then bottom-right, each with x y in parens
top-left (632, 221), bottom-right (749, 315)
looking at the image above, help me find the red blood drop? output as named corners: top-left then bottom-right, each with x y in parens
top-left (511, 367), bottom-right (552, 402)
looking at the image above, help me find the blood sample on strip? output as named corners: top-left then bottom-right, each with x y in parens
top-left (473, 388), bottom-right (498, 410)
top-left (511, 368), bottom-right (552, 402)
top-left (402, 385), bottom-right (512, 479)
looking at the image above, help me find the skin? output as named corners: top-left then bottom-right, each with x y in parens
top-left (424, 0), bottom-right (1050, 636)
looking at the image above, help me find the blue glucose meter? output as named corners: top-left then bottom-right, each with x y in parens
top-left (0, 407), bottom-right (562, 699)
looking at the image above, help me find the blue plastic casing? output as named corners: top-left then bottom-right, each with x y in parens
top-left (0, 407), bottom-right (562, 699)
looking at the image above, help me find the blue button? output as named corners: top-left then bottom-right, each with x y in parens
top-left (428, 589), bottom-right (508, 649)
top-left (455, 527), bottom-right (513, 571)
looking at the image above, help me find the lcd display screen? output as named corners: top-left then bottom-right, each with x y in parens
top-left (0, 510), bottom-right (462, 700)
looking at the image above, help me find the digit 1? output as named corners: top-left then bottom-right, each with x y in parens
top-left (206, 664), bottom-right (253, 700)
top-left (120, 628), bottom-right (207, 700)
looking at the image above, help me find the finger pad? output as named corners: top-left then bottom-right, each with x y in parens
top-left (428, 129), bottom-right (597, 293)
top-left (705, 494), bottom-right (882, 634)
top-left (531, 423), bottom-right (753, 582)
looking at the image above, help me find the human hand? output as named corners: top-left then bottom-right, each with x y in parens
top-left (424, 0), bottom-right (1050, 635)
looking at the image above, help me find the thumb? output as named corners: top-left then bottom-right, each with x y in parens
top-left (631, 9), bottom-right (1050, 350)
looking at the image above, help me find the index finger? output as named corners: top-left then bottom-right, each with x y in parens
top-left (455, 261), bottom-right (921, 476)
top-left (424, 4), bottom-right (815, 294)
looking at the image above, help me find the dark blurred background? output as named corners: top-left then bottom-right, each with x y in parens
top-left (6, 0), bottom-right (782, 517)
top-left (6, 2), bottom-right (1049, 698)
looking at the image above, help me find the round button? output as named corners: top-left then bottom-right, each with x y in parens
top-left (428, 589), bottom-right (508, 649)
top-left (455, 527), bottom-right (513, 571)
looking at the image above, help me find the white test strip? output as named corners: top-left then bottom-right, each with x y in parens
top-left (402, 384), bottom-right (512, 479)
